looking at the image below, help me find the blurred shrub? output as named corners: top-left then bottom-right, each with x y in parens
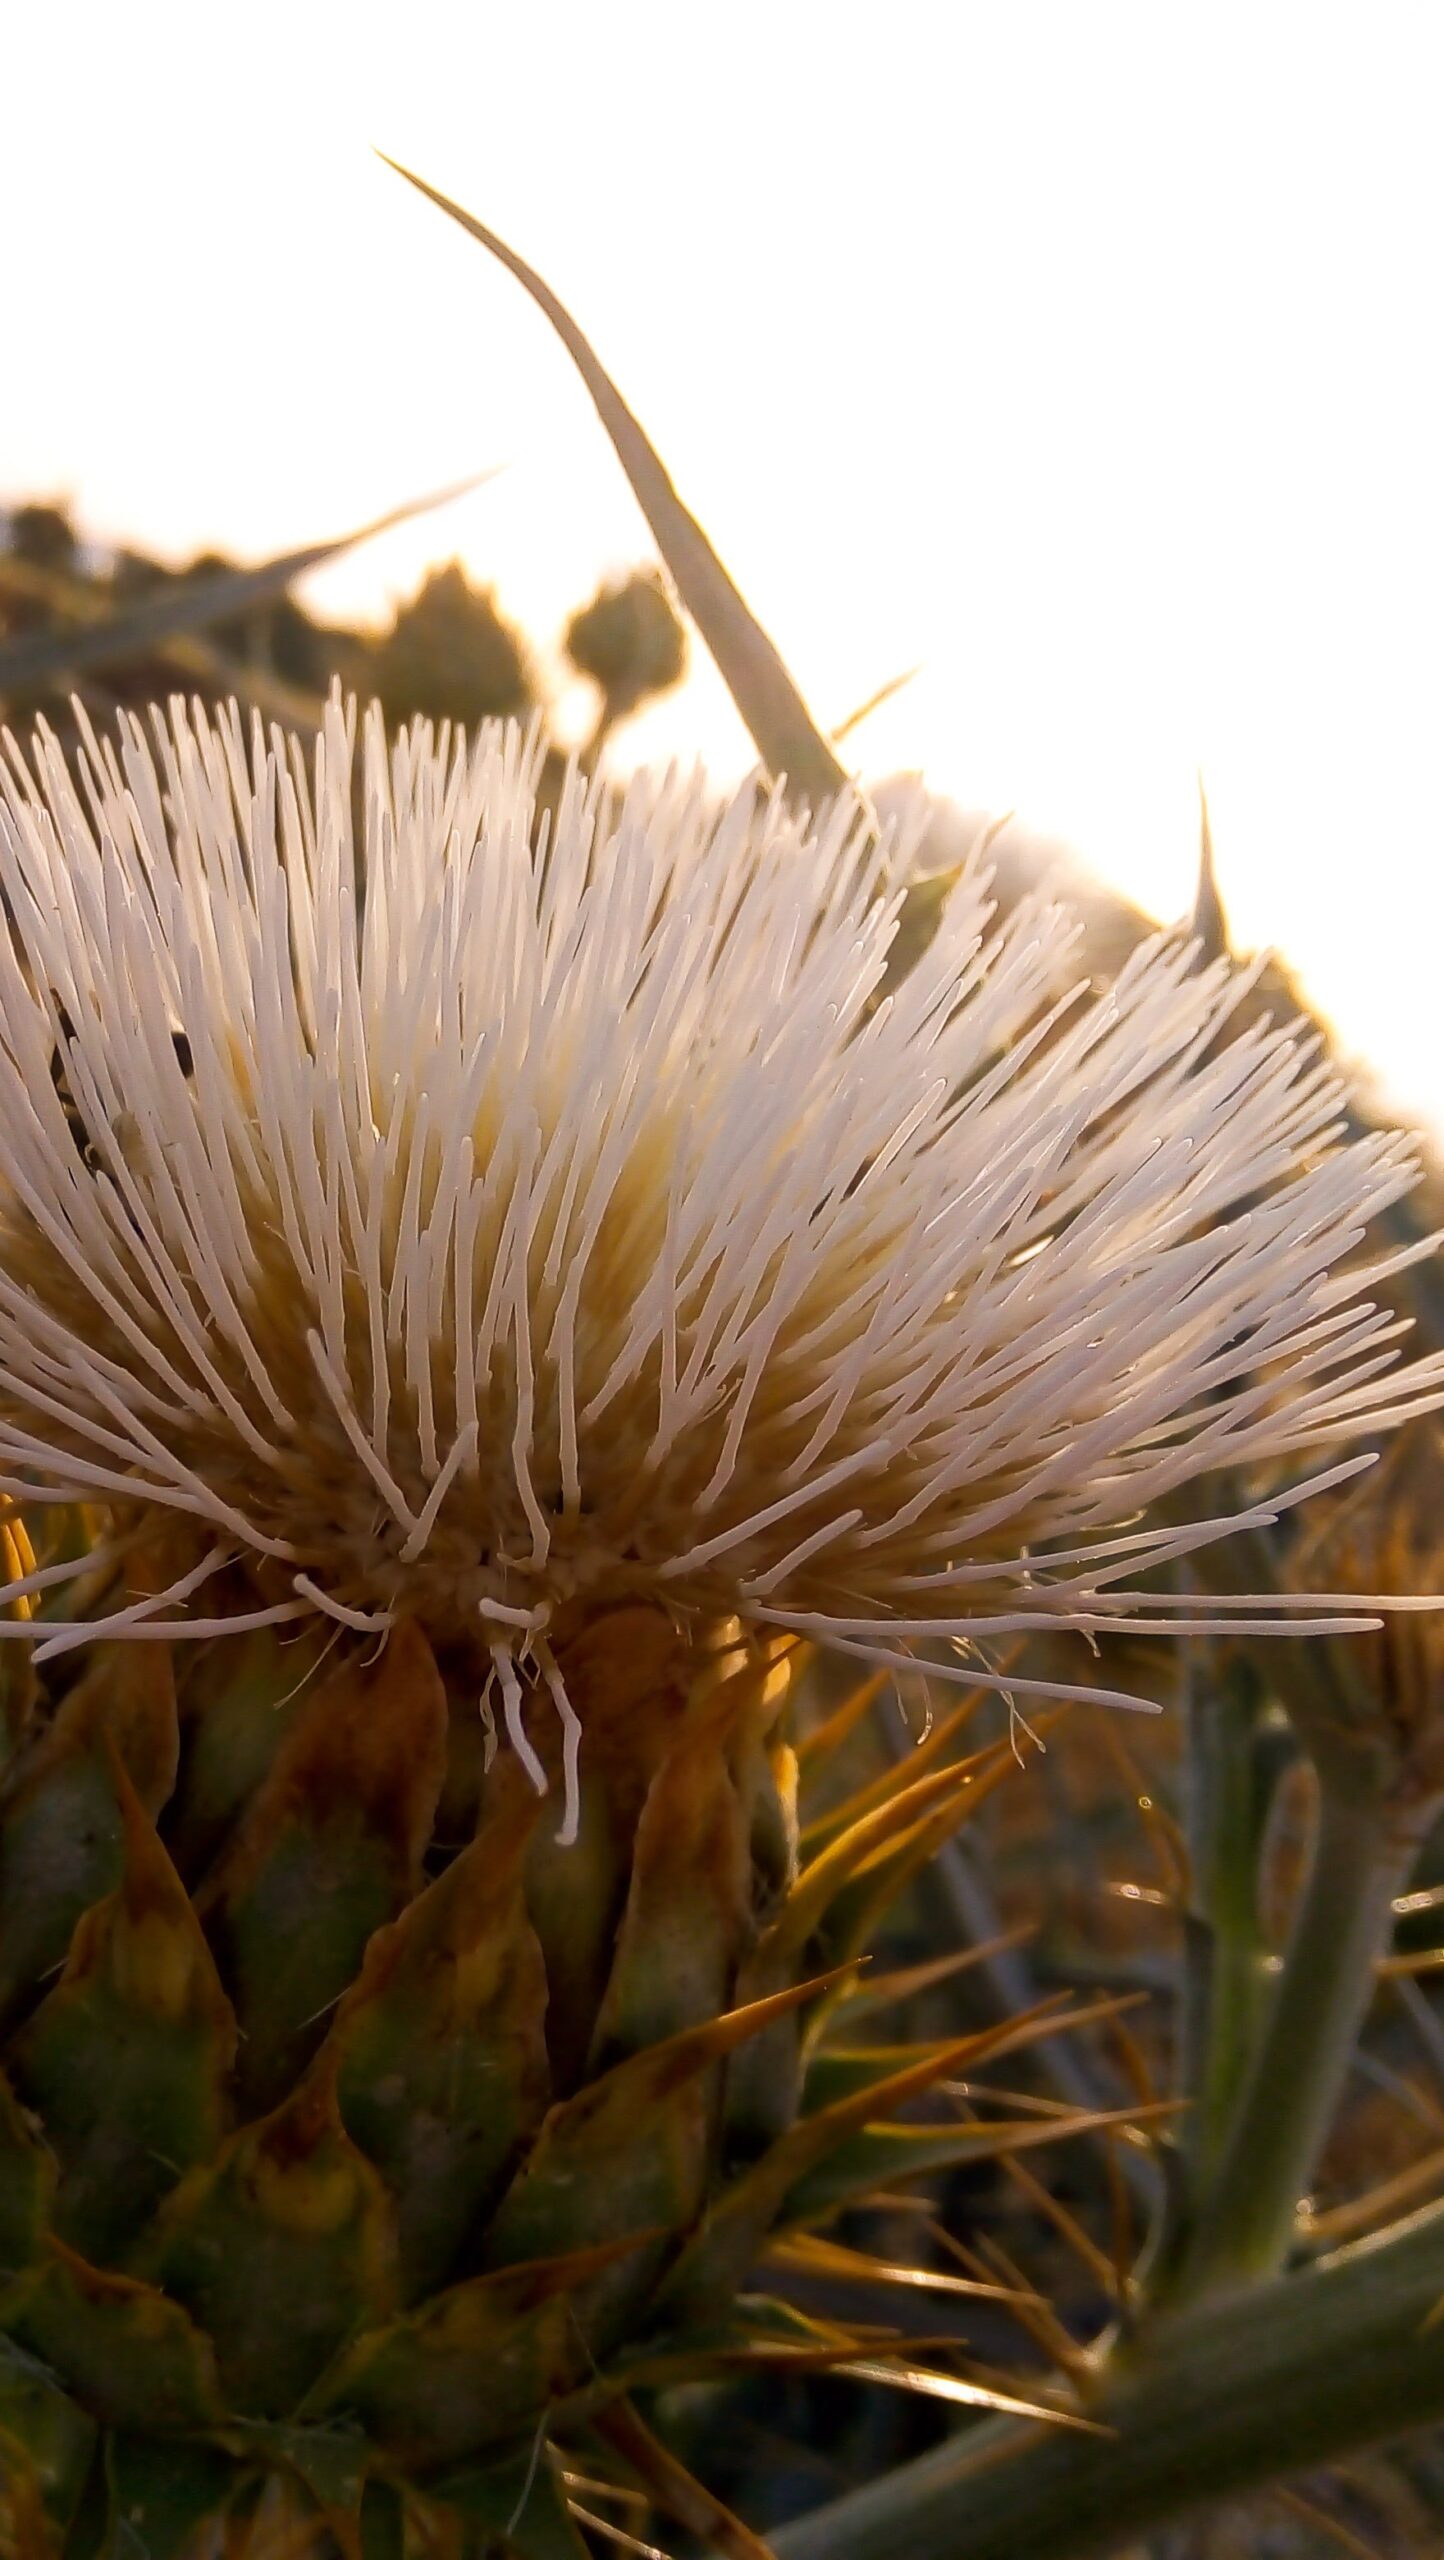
top-left (367, 560), bottom-right (535, 729)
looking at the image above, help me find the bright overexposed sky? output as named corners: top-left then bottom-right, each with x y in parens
top-left (5, 3), bottom-right (1442, 1129)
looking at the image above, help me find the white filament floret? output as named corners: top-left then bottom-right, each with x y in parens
top-left (0, 694), bottom-right (1439, 1823)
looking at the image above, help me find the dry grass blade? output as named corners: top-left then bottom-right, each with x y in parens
top-left (0, 473), bottom-right (496, 693)
top-left (381, 157), bottom-right (853, 814)
top-left (1272, 2484), bottom-right (1388, 2558)
top-left (773, 1739), bottom-right (1020, 1963)
top-left (940, 1985), bottom-right (1155, 2084)
top-left (989, 2135), bottom-right (1124, 2298)
top-left (1101, 2005), bottom-right (1166, 2122)
top-left (831, 2357), bottom-right (1107, 2433)
top-left (926, 2221), bottom-right (1091, 2375)
top-left (568, 2505), bottom-right (675, 2559)
top-left (835, 1930), bottom-right (1039, 2022)
top-left (939, 2096), bottom-right (1183, 2168)
top-left (1089, 1715), bottom-right (1189, 1899)
top-left (794, 1671), bottom-right (891, 1773)
top-left (1392, 1883), bottom-right (1444, 1921)
top-left (799, 1693), bottom-right (991, 1848)
top-left (1377, 1946), bottom-right (1444, 1978)
top-left (765, 2230), bottom-right (1036, 2306)
top-left (1301, 2139), bottom-right (1444, 2249)
top-left (935, 2083), bottom-right (1102, 2124)
top-left (596, 2400), bottom-right (778, 2560)
top-left (0, 550), bottom-right (330, 730)
top-left (831, 664), bottom-right (922, 744)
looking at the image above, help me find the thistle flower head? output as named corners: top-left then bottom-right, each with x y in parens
top-left (0, 698), bottom-right (1438, 1820)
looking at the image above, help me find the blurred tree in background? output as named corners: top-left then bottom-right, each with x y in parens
top-left (369, 561), bottom-right (535, 729)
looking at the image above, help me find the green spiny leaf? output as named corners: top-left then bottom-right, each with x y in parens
top-left (587, 1673), bottom-right (753, 2067)
top-left (0, 2332), bottom-right (97, 2536)
top-left (306, 2237), bottom-right (647, 2469)
top-left (330, 1766), bottom-right (551, 2304)
top-left (167, 1611), bottom-right (329, 1878)
top-left (482, 1975), bottom-right (834, 2305)
top-left (0, 1647), bottom-right (177, 2035)
top-left (145, 2062), bottom-right (397, 2420)
top-left (10, 1762), bottom-right (236, 2263)
top-left (4, 2240), bottom-right (223, 2435)
top-left (199, 1621), bottom-right (447, 2115)
top-left (0, 2068), bottom-right (56, 2275)
top-left (657, 2032), bottom-right (987, 2315)
top-left (226, 2418), bottom-right (369, 2512)
top-left (521, 1607), bottom-right (693, 2091)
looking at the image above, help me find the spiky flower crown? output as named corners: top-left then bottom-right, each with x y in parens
top-left (0, 696), bottom-right (1437, 1826)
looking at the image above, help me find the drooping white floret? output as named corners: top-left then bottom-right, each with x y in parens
top-left (0, 694), bottom-right (1438, 1827)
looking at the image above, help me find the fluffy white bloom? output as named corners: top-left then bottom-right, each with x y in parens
top-left (0, 698), bottom-right (1437, 1805)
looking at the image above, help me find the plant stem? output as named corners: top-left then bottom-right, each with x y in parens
top-left (1165, 1771), bottom-right (1426, 2305)
top-left (770, 2189), bottom-right (1444, 2560)
top-left (1177, 1651), bottom-right (1272, 2189)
